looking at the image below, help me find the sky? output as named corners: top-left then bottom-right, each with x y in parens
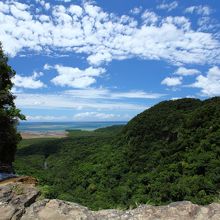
top-left (0, 0), bottom-right (220, 122)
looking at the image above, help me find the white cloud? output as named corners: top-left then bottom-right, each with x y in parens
top-left (36, 0), bottom-right (50, 10)
top-left (26, 113), bottom-right (123, 122)
top-left (197, 17), bottom-right (220, 32)
top-left (64, 88), bottom-right (165, 99)
top-left (0, 2), bottom-right (9, 13)
top-left (130, 7), bottom-right (142, 15)
top-left (157, 1), bottom-right (178, 11)
top-left (164, 16), bottom-right (191, 31)
top-left (26, 112), bottom-right (131, 122)
top-left (185, 5), bottom-right (211, 16)
top-left (111, 91), bottom-right (164, 99)
top-left (55, 0), bottom-right (72, 2)
top-left (25, 112), bottom-right (132, 122)
top-left (191, 66), bottom-right (220, 96)
top-left (11, 87), bottom-right (23, 94)
top-left (43, 63), bottom-right (52, 70)
top-left (184, 5), bottom-right (217, 32)
top-left (175, 67), bottom-right (200, 76)
top-left (26, 115), bottom-right (68, 121)
top-left (0, 1), bottom-right (219, 66)
top-left (10, 4), bottom-right (32, 20)
top-left (12, 71), bottom-right (45, 89)
top-left (14, 92), bottom-right (147, 111)
top-left (141, 10), bottom-right (158, 25)
top-left (68, 5), bottom-right (83, 16)
top-left (45, 3), bottom-right (50, 10)
top-left (171, 97), bottom-right (181, 100)
top-left (51, 65), bottom-right (105, 88)
top-left (73, 112), bottom-right (126, 121)
top-left (161, 76), bottom-right (182, 86)
top-left (87, 52), bottom-right (113, 66)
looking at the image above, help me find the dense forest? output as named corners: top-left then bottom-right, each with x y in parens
top-left (15, 97), bottom-right (220, 210)
top-left (0, 43), bottom-right (25, 167)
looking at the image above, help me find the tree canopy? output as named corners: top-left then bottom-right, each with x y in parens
top-left (0, 43), bottom-right (25, 165)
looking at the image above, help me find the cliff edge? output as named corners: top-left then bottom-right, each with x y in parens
top-left (0, 177), bottom-right (220, 220)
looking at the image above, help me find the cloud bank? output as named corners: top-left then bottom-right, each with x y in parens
top-left (0, 1), bottom-right (220, 67)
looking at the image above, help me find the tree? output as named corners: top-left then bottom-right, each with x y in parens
top-left (0, 42), bottom-right (25, 166)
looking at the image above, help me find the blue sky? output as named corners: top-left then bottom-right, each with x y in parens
top-left (0, 0), bottom-right (220, 121)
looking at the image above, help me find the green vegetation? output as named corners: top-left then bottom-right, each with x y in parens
top-left (0, 43), bottom-right (25, 165)
top-left (14, 98), bottom-right (220, 210)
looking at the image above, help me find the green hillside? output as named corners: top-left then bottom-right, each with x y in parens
top-left (14, 97), bottom-right (220, 210)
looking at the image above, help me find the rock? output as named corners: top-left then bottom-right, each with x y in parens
top-left (21, 199), bottom-right (94, 220)
top-left (21, 200), bottom-right (220, 220)
top-left (0, 177), bottom-right (39, 220)
top-left (0, 179), bottom-right (220, 220)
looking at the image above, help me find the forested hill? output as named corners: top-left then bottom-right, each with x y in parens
top-left (116, 97), bottom-right (220, 205)
top-left (120, 97), bottom-right (220, 172)
top-left (15, 97), bottom-right (220, 210)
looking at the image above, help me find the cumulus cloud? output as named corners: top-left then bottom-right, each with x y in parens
top-left (161, 76), bottom-right (182, 86)
top-left (157, 1), bottom-right (178, 11)
top-left (12, 72), bottom-right (45, 89)
top-left (185, 5), bottom-right (212, 16)
top-left (10, 4), bottom-right (32, 20)
top-left (35, 0), bottom-right (50, 10)
top-left (191, 66), bottom-right (220, 96)
top-left (51, 65), bottom-right (105, 88)
top-left (141, 10), bottom-right (158, 25)
top-left (175, 67), bottom-right (200, 76)
top-left (0, 1), bottom-right (219, 66)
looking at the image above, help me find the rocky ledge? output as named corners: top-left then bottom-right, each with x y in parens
top-left (0, 177), bottom-right (220, 220)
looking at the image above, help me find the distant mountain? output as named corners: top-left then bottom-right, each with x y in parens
top-left (14, 97), bottom-right (220, 210)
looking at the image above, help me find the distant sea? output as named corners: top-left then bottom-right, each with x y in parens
top-left (18, 121), bottom-right (127, 133)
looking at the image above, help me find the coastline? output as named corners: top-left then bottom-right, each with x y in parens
top-left (18, 121), bottom-right (127, 139)
top-left (21, 131), bottom-right (68, 139)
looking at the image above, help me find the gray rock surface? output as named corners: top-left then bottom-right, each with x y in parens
top-left (1, 177), bottom-right (220, 220)
top-left (0, 177), bottom-right (39, 220)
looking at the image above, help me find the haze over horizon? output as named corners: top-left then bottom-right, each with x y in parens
top-left (0, 0), bottom-right (220, 122)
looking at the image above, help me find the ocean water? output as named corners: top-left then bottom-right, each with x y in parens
top-left (18, 121), bottom-right (126, 133)
top-left (0, 173), bottom-right (16, 181)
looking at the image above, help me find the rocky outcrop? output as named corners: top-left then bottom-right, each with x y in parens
top-left (0, 176), bottom-right (39, 220)
top-left (21, 200), bottom-right (220, 220)
top-left (1, 177), bottom-right (220, 220)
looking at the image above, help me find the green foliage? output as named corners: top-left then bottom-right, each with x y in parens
top-left (0, 43), bottom-right (25, 164)
top-left (14, 98), bottom-right (220, 210)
